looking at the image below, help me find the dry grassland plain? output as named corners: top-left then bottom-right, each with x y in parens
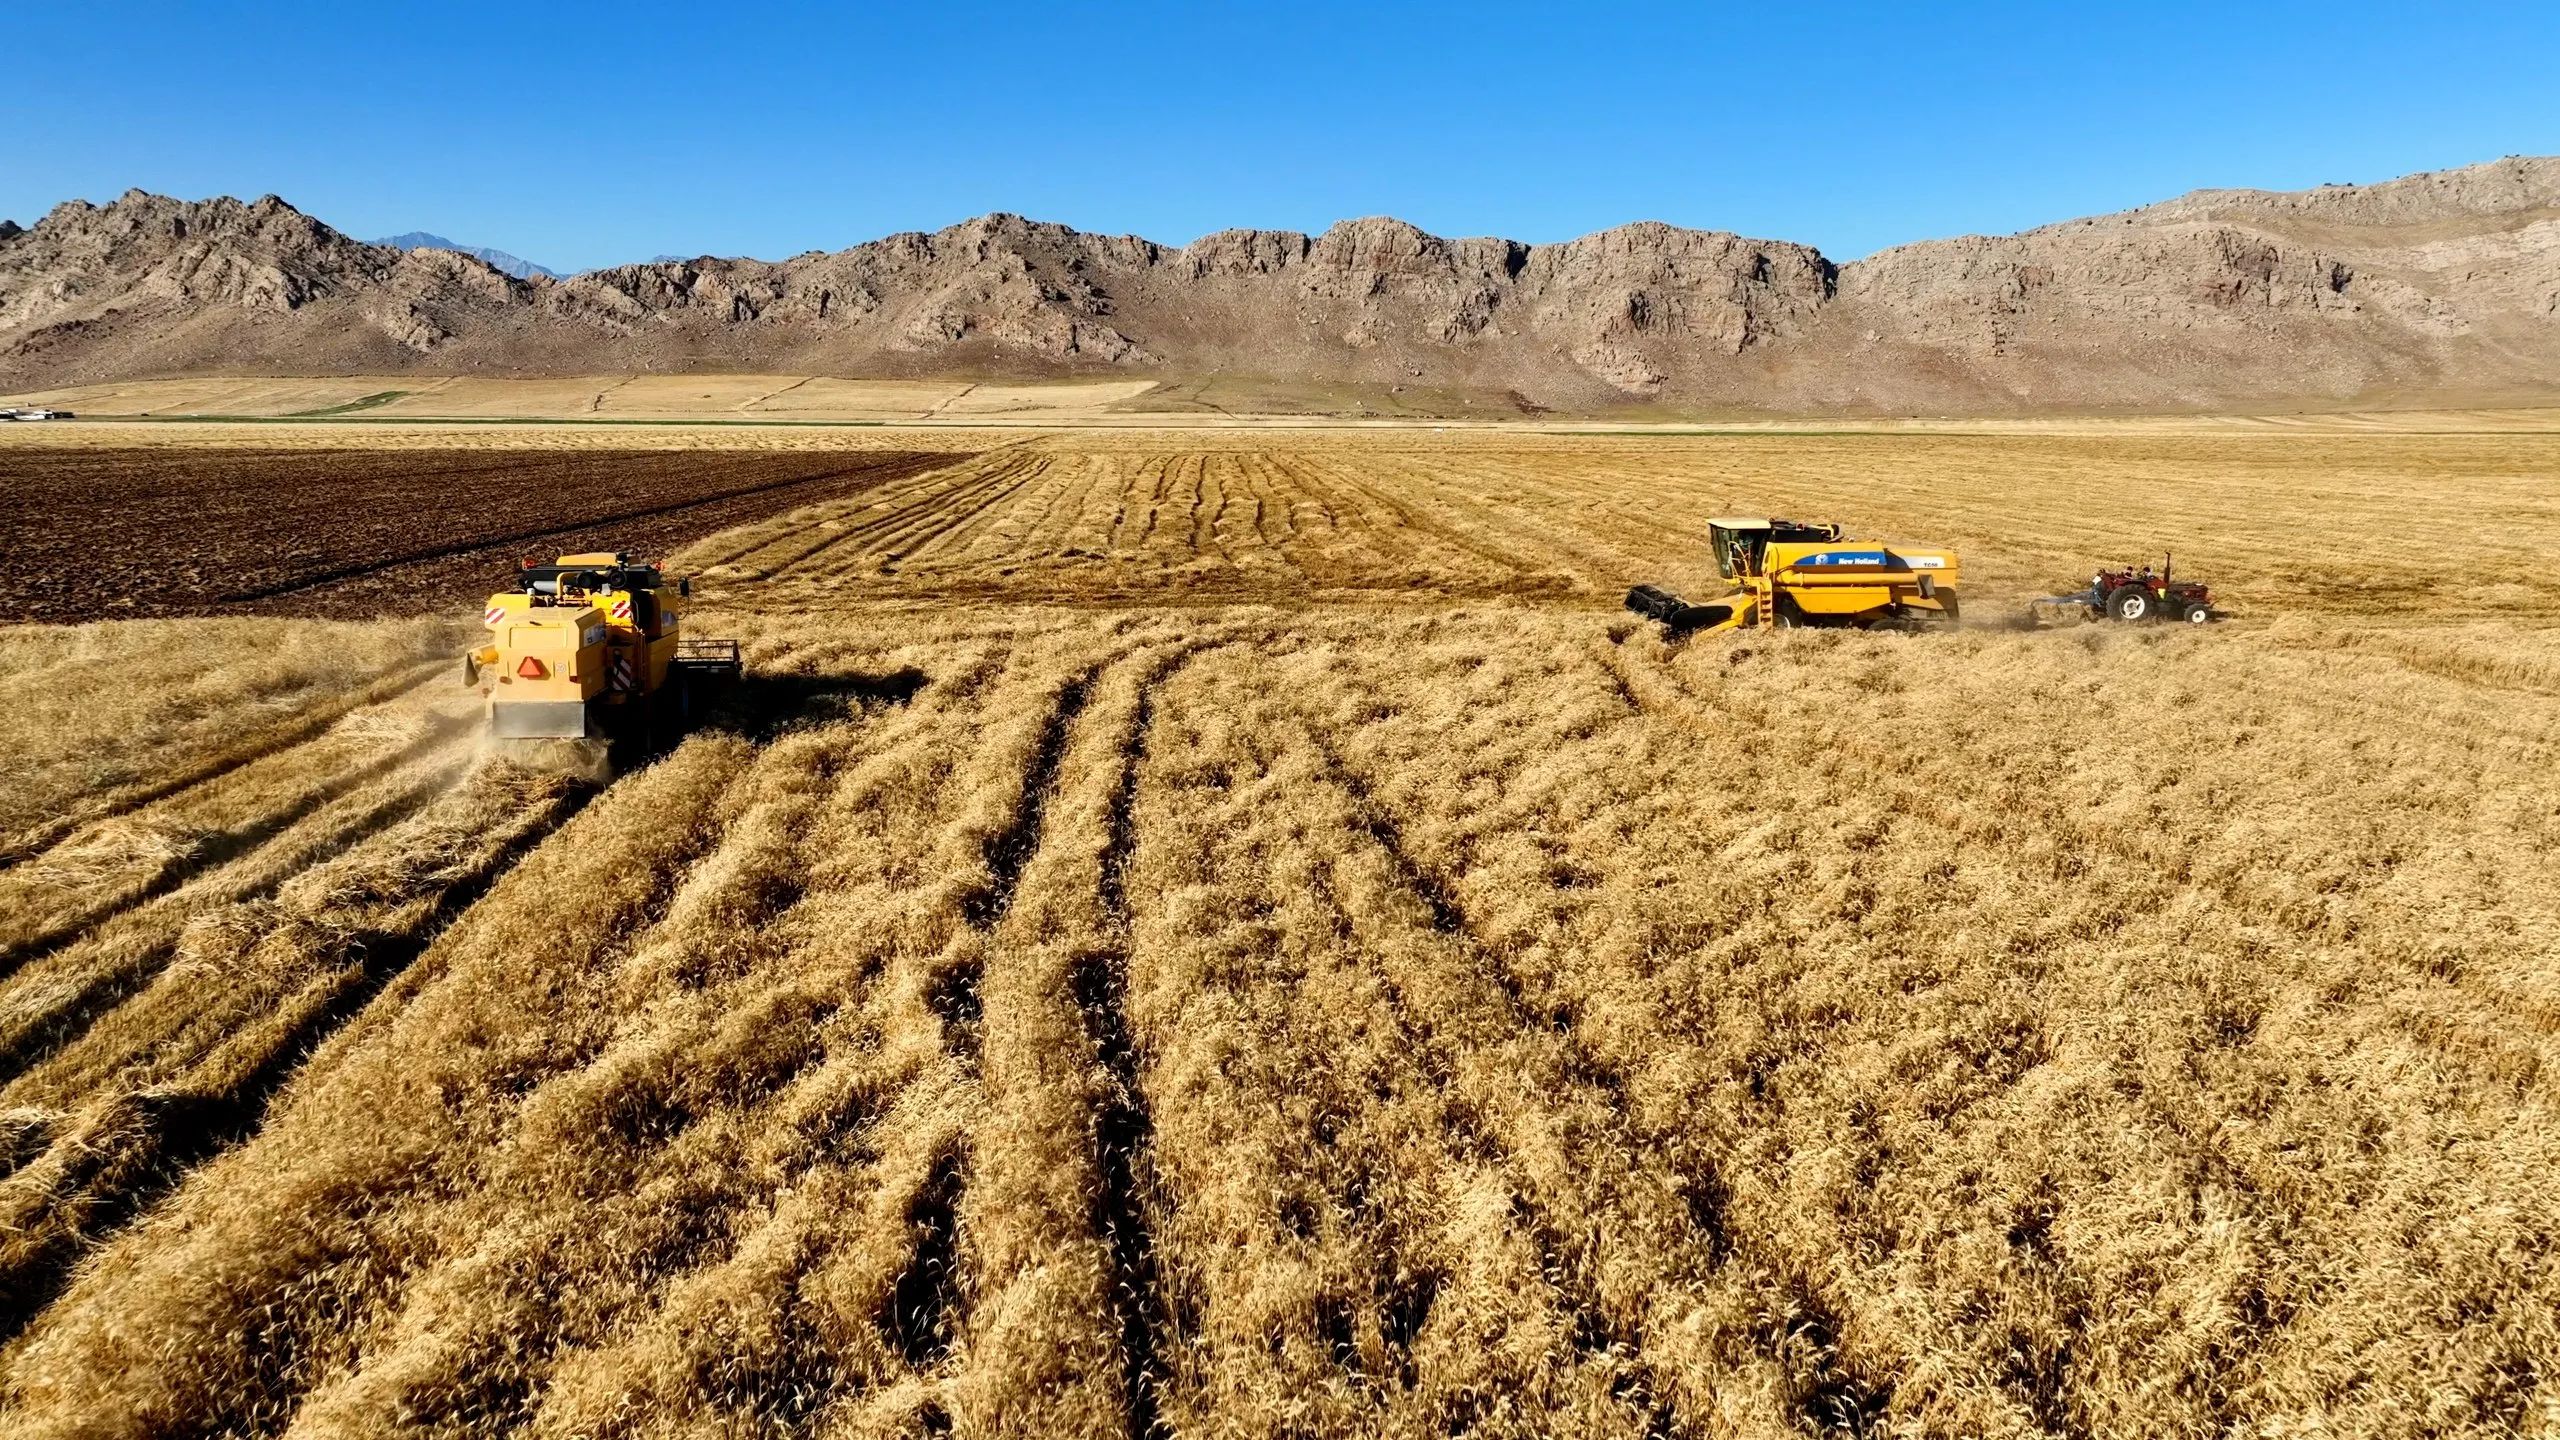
top-left (0, 422), bottom-right (2557, 1439)
top-left (20, 373), bottom-right (2560, 430)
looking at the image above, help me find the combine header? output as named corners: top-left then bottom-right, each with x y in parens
top-left (1627, 517), bottom-right (1961, 633)
top-left (464, 552), bottom-right (740, 741)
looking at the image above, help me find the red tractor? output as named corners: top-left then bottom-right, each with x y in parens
top-left (2032, 555), bottom-right (2217, 625)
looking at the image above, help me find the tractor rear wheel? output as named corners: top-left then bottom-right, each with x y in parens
top-left (2106, 586), bottom-right (2152, 622)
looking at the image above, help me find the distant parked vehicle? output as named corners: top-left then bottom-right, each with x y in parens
top-left (2, 407), bottom-right (74, 420)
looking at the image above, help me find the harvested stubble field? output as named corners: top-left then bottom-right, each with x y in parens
top-left (1, 426), bottom-right (2558, 1439)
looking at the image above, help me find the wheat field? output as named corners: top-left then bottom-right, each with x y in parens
top-left (1, 426), bottom-right (2556, 1438)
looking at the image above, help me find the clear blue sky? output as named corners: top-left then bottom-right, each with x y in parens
top-left (8, 1), bottom-right (2555, 272)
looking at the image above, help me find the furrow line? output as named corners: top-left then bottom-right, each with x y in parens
top-left (0, 773), bottom-right (597, 1345)
top-left (0, 659), bottom-right (450, 875)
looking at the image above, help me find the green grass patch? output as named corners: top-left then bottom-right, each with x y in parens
top-left (283, 390), bottom-right (412, 418)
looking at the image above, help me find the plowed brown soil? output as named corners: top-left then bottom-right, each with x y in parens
top-left (0, 447), bottom-right (962, 622)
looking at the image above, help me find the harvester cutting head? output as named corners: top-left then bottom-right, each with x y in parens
top-left (1626, 517), bottom-right (1961, 634)
top-left (463, 551), bottom-right (740, 744)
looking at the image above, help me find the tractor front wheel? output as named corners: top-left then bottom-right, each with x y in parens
top-left (2106, 586), bottom-right (2152, 622)
top-left (2183, 603), bottom-right (2212, 625)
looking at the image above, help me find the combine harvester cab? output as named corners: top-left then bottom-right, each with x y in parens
top-left (465, 552), bottom-right (741, 743)
top-left (1628, 517), bottom-right (1961, 633)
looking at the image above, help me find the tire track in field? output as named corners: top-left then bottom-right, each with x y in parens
top-left (682, 454), bottom-right (991, 570)
top-left (1369, 459), bottom-right (1634, 589)
top-left (905, 457), bottom-right (1062, 570)
top-left (993, 453), bottom-right (1098, 574)
top-left (793, 653), bottom-right (1020, 1411)
top-left (1235, 454), bottom-right (1317, 589)
top-left (3, 662), bottom-right (964, 1416)
top-left (1390, 641), bottom-right (1974, 1430)
top-left (696, 465), bottom-right (995, 575)
top-left (1082, 641), bottom-right (1236, 1440)
top-left (882, 459), bottom-right (1041, 571)
top-left (891, 651), bottom-right (1130, 1404)
top-left (1258, 453), bottom-right (1459, 587)
top-left (1195, 456), bottom-right (1239, 569)
top-left (771, 452), bottom-right (1045, 578)
top-left (828, 437), bottom-right (1045, 562)
top-left (0, 770), bottom-right (597, 1345)
top-left (990, 454), bottom-right (1096, 569)
top-left (938, 633), bottom-right (1237, 1438)
top-left (1132, 456), bottom-right (1174, 553)
top-left (0, 736), bottom-right (777, 1436)
top-left (1292, 710), bottom-right (1719, 1433)
top-left (1095, 453), bottom-right (1167, 556)
top-left (960, 665), bottom-right (1102, 932)
top-left (0, 713), bottom-right (476, 978)
top-left (1293, 457), bottom-right (1555, 585)
top-left (0, 750), bottom-right (475, 1093)
top-left (660, 450), bottom-right (1018, 573)
top-left (0, 658), bottom-right (450, 875)
top-left (277, 685), bottom-right (958, 1438)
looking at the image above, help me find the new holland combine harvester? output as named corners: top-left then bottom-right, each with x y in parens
top-left (465, 552), bottom-right (740, 742)
top-left (1627, 517), bottom-right (1961, 633)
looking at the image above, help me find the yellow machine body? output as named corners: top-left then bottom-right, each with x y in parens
top-left (466, 552), bottom-right (717, 739)
top-left (1631, 518), bottom-right (1961, 634)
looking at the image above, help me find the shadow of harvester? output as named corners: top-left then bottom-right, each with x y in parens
top-left (699, 667), bottom-right (930, 742)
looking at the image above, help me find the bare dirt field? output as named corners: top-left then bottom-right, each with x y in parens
top-left (0, 447), bottom-right (962, 622)
top-left (1, 425), bottom-right (2556, 1438)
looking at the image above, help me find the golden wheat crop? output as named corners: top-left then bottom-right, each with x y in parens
top-left (1, 426), bottom-right (2556, 1438)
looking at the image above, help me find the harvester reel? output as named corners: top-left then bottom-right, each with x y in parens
top-left (1625, 585), bottom-right (1742, 635)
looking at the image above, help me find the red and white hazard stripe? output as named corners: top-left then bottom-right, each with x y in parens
top-left (609, 597), bottom-right (634, 621)
top-left (610, 655), bottom-right (636, 690)
top-left (484, 605), bottom-right (508, 626)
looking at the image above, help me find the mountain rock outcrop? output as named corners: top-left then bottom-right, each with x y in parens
top-left (374, 232), bottom-right (562, 281)
top-left (3, 158), bottom-right (2555, 412)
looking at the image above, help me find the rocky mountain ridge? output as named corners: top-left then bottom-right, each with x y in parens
top-left (3, 156), bottom-right (2554, 412)
top-left (372, 232), bottom-right (561, 281)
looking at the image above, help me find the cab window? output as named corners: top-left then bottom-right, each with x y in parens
top-left (1710, 526), bottom-right (1764, 578)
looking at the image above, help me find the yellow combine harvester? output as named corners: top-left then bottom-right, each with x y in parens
top-left (1626, 517), bottom-right (1960, 633)
top-left (463, 552), bottom-right (740, 740)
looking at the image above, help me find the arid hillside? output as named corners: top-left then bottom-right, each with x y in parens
top-left (4, 156), bottom-right (2556, 412)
